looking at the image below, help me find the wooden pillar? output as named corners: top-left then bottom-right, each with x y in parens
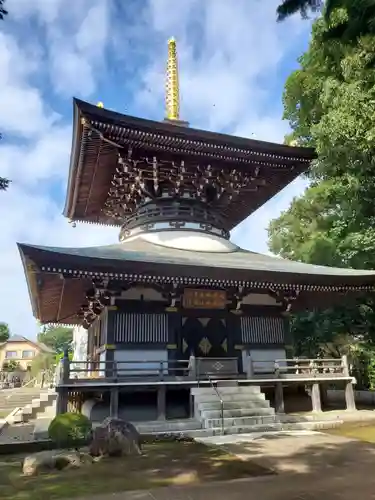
top-left (345, 381), bottom-right (356, 411)
top-left (189, 391), bottom-right (195, 418)
top-left (56, 389), bottom-right (68, 415)
top-left (320, 383), bottom-right (329, 410)
top-left (157, 385), bottom-right (166, 420)
top-left (56, 348), bottom-right (70, 415)
top-left (311, 383), bottom-right (322, 412)
top-left (110, 387), bottom-right (119, 418)
top-left (246, 354), bottom-right (254, 379)
top-left (62, 348), bottom-right (70, 384)
top-left (274, 382), bottom-right (285, 413)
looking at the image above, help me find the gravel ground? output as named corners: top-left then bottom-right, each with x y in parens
top-left (0, 422), bottom-right (36, 443)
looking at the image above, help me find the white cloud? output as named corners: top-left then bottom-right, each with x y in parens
top-left (0, 0), bottom-right (311, 339)
top-left (48, 2), bottom-right (110, 97)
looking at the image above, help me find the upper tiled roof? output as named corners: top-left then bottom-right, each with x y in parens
top-left (63, 99), bottom-right (315, 229)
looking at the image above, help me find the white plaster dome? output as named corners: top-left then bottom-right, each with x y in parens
top-left (126, 229), bottom-right (238, 253)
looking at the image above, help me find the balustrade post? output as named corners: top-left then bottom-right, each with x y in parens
top-left (111, 360), bottom-right (116, 379)
top-left (273, 361), bottom-right (284, 413)
top-left (159, 361), bottom-right (164, 381)
top-left (342, 355), bottom-right (356, 410)
top-left (62, 348), bottom-right (70, 384)
top-left (189, 354), bottom-right (197, 380)
top-left (341, 355), bottom-right (349, 376)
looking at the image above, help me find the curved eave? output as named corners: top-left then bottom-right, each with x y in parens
top-left (17, 243), bottom-right (41, 320)
top-left (62, 99), bottom-right (316, 229)
top-left (63, 99), bottom-right (82, 220)
top-left (17, 241), bottom-right (375, 290)
top-left (75, 99), bottom-right (315, 160)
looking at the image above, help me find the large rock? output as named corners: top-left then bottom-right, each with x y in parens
top-left (89, 417), bottom-right (141, 457)
top-left (22, 450), bottom-right (93, 476)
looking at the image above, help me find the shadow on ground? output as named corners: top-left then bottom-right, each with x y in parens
top-left (223, 431), bottom-right (375, 475)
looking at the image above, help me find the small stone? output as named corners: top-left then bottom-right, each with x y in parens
top-left (22, 450), bottom-right (93, 476)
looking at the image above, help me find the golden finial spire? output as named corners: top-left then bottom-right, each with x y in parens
top-left (164, 38), bottom-right (189, 127)
top-left (166, 37), bottom-right (180, 121)
top-left (97, 101), bottom-right (104, 108)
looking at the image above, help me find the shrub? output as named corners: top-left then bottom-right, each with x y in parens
top-left (48, 412), bottom-right (92, 445)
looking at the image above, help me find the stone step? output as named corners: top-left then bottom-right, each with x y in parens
top-left (191, 386), bottom-right (261, 396)
top-left (135, 419), bottom-right (202, 433)
top-left (193, 393), bottom-right (266, 404)
top-left (189, 423), bottom-right (284, 437)
top-left (196, 400), bottom-right (271, 411)
top-left (200, 407), bottom-right (275, 419)
top-left (281, 420), bottom-right (343, 431)
top-left (203, 415), bottom-right (278, 429)
top-left (141, 420), bottom-right (343, 438)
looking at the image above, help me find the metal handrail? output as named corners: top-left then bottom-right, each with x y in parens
top-left (208, 376), bottom-right (224, 435)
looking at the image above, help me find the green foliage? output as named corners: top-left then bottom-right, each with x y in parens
top-left (269, 15), bottom-right (375, 269)
top-left (29, 353), bottom-right (56, 377)
top-left (0, 322), bottom-right (10, 343)
top-left (277, 0), bottom-right (323, 21)
top-left (0, 0), bottom-right (7, 21)
top-left (55, 351), bottom-right (73, 364)
top-left (2, 360), bottom-right (20, 372)
top-left (269, 14), bottom-right (375, 386)
top-left (48, 412), bottom-right (92, 445)
top-left (38, 325), bottom-right (73, 354)
top-left (0, 177), bottom-right (10, 191)
top-left (277, 0), bottom-right (375, 44)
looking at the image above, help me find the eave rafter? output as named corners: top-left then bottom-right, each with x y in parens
top-left (29, 261), bottom-right (375, 327)
top-left (67, 115), bottom-right (313, 229)
top-left (41, 266), bottom-right (375, 293)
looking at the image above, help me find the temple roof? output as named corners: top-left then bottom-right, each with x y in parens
top-left (63, 99), bottom-right (315, 229)
top-left (18, 238), bottom-right (375, 325)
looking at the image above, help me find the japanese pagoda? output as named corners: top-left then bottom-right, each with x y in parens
top-left (18, 39), bottom-right (375, 382)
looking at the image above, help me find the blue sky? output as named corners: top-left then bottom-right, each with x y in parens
top-left (0, 0), bottom-right (313, 338)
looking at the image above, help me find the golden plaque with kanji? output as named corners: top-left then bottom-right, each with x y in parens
top-left (183, 289), bottom-right (227, 309)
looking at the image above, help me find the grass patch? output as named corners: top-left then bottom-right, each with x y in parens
top-left (326, 422), bottom-right (375, 443)
top-left (0, 441), bottom-right (271, 500)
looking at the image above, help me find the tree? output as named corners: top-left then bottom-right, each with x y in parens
top-left (0, 0), bottom-right (7, 20)
top-left (30, 352), bottom-right (56, 378)
top-left (0, 322), bottom-right (10, 343)
top-left (270, 15), bottom-right (375, 269)
top-left (2, 360), bottom-right (20, 372)
top-left (0, 177), bottom-right (10, 191)
top-left (38, 325), bottom-right (74, 354)
top-left (277, 1), bottom-right (375, 45)
top-left (268, 15), bottom-right (375, 382)
top-left (277, 0), bottom-right (323, 21)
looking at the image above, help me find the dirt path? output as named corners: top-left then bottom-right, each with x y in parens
top-left (78, 433), bottom-right (375, 499)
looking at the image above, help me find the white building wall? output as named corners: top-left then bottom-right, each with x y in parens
top-left (71, 326), bottom-right (88, 378)
top-left (114, 349), bottom-right (168, 376)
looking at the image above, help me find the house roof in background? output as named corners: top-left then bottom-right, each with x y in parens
top-left (7, 335), bottom-right (29, 342)
top-left (1, 335), bottom-right (54, 353)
